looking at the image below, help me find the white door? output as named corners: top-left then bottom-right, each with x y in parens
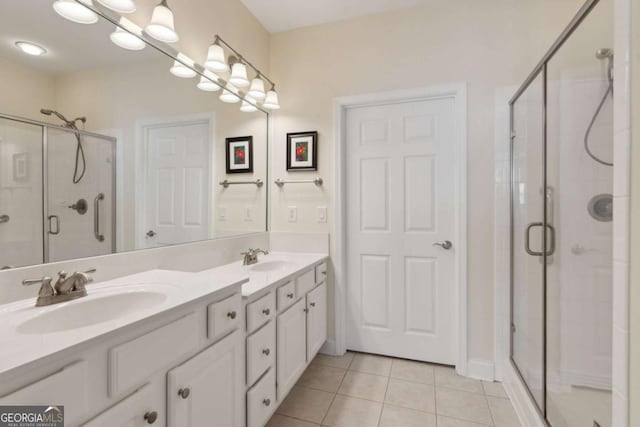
top-left (346, 97), bottom-right (458, 365)
top-left (277, 298), bottom-right (307, 400)
top-left (167, 330), bottom-right (243, 427)
top-left (143, 120), bottom-right (211, 247)
top-left (306, 282), bottom-right (327, 359)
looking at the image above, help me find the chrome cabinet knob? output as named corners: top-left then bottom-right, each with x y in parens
top-left (146, 230), bottom-right (157, 237)
top-left (263, 398), bottom-right (271, 407)
top-left (287, 293), bottom-right (294, 299)
top-left (432, 240), bottom-right (453, 250)
top-left (262, 348), bottom-right (270, 356)
top-left (309, 302), bottom-right (316, 307)
top-left (227, 311), bottom-right (237, 319)
top-left (262, 308), bottom-right (270, 316)
top-left (178, 388), bottom-right (191, 399)
top-left (144, 411), bottom-right (158, 424)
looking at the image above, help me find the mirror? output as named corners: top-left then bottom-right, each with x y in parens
top-left (0, 1), bottom-right (268, 269)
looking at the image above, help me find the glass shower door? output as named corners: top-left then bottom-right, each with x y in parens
top-left (0, 117), bottom-right (44, 269)
top-left (511, 71), bottom-right (546, 412)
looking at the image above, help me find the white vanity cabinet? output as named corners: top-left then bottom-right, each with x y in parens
top-left (306, 282), bottom-right (327, 359)
top-left (167, 330), bottom-right (243, 427)
top-left (276, 298), bottom-right (308, 400)
top-left (83, 384), bottom-right (160, 427)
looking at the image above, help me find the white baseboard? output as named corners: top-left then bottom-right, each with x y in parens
top-left (319, 339), bottom-right (338, 356)
top-left (503, 360), bottom-right (545, 427)
top-left (466, 358), bottom-right (495, 381)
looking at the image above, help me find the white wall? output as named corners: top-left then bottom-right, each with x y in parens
top-left (268, 0), bottom-right (586, 364)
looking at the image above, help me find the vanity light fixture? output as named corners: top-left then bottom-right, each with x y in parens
top-left (204, 39), bottom-right (229, 73)
top-left (15, 41), bottom-right (47, 56)
top-left (240, 96), bottom-right (258, 113)
top-left (145, 0), bottom-right (179, 43)
top-left (219, 84), bottom-right (241, 103)
top-left (169, 54), bottom-right (197, 78)
top-left (110, 18), bottom-right (145, 50)
top-left (197, 71), bottom-right (222, 92)
top-left (263, 86), bottom-right (280, 110)
top-left (96, 0), bottom-right (136, 13)
top-left (53, 0), bottom-right (99, 24)
top-left (248, 77), bottom-right (266, 100)
top-left (229, 61), bottom-right (250, 88)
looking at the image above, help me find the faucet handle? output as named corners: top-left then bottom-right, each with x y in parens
top-left (22, 277), bottom-right (55, 297)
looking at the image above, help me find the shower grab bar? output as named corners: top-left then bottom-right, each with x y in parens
top-left (274, 177), bottom-right (323, 187)
top-left (219, 179), bottom-right (264, 188)
top-left (0, 215), bottom-right (9, 224)
top-left (525, 222), bottom-right (555, 256)
top-left (94, 193), bottom-right (105, 242)
top-left (48, 215), bottom-right (60, 235)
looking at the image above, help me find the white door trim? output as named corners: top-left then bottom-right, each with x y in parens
top-left (134, 113), bottom-right (216, 250)
top-left (333, 83), bottom-right (468, 374)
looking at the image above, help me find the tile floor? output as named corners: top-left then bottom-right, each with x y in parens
top-left (267, 352), bottom-right (522, 427)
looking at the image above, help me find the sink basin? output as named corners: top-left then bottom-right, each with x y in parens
top-left (249, 260), bottom-right (296, 272)
top-left (17, 290), bottom-right (167, 334)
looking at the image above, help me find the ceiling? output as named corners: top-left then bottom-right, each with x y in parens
top-left (240, 0), bottom-right (431, 33)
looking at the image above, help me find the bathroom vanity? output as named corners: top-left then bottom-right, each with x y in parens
top-left (0, 252), bottom-right (328, 427)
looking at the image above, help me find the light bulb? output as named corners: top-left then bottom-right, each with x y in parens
top-left (248, 78), bottom-right (266, 100)
top-left (110, 18), bottom-right (145, 50)
top-left (263, 89), bottom-right (280, 110)
top-left (145, 0), bottom-right (179, 43)
top-left (204, 43), bottom-right (228, 73)
top-left (229, 62), bottom-right (250, 88)
top-left (96, 0), bottom-right (136, 13)
top-left (53, 0), bottom-right (99, 24)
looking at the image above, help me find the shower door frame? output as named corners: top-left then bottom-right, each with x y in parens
top-left (0, 112), bottom-right (117, 264)
top-left (508, 0), bottom-right (601, 422)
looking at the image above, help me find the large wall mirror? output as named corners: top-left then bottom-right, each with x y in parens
top-left (0, 1), bottom-right (269, 269)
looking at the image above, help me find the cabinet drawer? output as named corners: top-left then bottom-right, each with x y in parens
top-left (207, 293), bottom-right (241, 339)
top-left (0, 360), bottom-right (88, 427)
top-left (109, 313), bottom-right (199, 396)
top-left (247, 369), bottom-right (276, 427)
top-left (315, 261), bottom-right (327, 284)
top-left (83, 383), bottom-right (158, 427)
top-left (276, 281), bottom-right (296, 312)
top-left (246, 321), bottom-right (275, 386)
top-left (296, 269), bottom-right (316, 296)
top-left (246, 292), bottom-right (275, 334)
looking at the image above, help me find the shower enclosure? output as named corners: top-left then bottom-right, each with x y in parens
top-left (0, 113), bottom-right (115, 269)
top-left (510, 0), bottom-right (613, 426)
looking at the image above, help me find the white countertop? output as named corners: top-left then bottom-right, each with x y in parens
top-left (192, 252), bottom-right (328, 298)
top-left (0, 269), bottom-right (247, 376)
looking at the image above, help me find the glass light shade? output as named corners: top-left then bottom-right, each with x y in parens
top-left (169, 55), bottom-right (196, 78)
top-left (15, 41), bottom-right (47, 56)
top-left (96, 0), bottom-right (136, 13)
top-left (219, 84), bottom-right (241, 103)
top-left (262, 90), bottom-right (280, 110)
top-left (145, 2), bottom-right (179, 43)
top-left (110, 19), bottom-right (145, 50)
top-left (204, 44), bottom-right (228, 72)
top-left (53, 0), bottom-right (99, 24)
top-left (229, 63), bottom-right (250, 88)
top-left (247, 78), bottom-right (266, 100)
top-left (197, 71), bottom-right (221, 92)
top-left (240, 96), bottom-right (258, 113)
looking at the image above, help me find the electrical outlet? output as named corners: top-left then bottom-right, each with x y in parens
top-left (219, 207), bottom-right (226, 220)
top-left (244, 206), bottom-right (253, 222)
top-left (288, 206), bottom-right (297, 223)
top-left (317, 206), bottom-right (327, 223)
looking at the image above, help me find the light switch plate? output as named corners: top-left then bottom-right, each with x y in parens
top-left (244, 206), bottom-right (253, 222)
top-left (317, 206), bottom-right (327, 223)
top-left (219, 207), bottom-right (226, 220)
top-left (287, 206), bottom-right (297, 223)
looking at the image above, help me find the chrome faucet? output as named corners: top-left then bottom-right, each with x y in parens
top-left (241, 248), bottom-right (269, 265)
top-left (23, 269), bottom-right (95, 307)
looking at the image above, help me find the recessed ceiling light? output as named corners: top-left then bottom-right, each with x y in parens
top-left (15, 41), bottom-right (47, 56)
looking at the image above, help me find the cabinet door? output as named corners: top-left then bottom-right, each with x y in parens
top-left (83, 384), bottom-right (161, 427)
top-left (276, 299), bottom-right (307, 400)
top-left (306, 282), bottom-right (327, 360)
top-left (167, 330), bottom-right (243, 427)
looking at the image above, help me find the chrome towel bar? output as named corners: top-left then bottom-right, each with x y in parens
top-left (219, 179), bottom-right (264, 188)
top-left (274, 177), bottom-right (323, 187)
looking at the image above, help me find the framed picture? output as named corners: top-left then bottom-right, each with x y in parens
top-left (287, 131), bottom-right (318, 171)
top-left (225, 136), bottom-right (253, 174)
top-left (12, 152), bottom-right (30, 182)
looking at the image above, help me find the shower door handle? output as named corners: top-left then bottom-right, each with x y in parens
top-left (0, 214), bottom-right (9, 224)
top-left (525, 222), bottom-right (555, 256)
top-left (94, 193), bottom-right (105, 242)
top-left (48, 215), bottom-right (60, 235)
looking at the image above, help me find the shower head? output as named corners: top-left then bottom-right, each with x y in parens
top-left (596, 48), bottom-right (613, 59)
top-left (39, 108), bottom-right (85, 128)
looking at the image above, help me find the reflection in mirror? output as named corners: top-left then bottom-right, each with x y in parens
top-left (0, 0), bottom-right (268, 269)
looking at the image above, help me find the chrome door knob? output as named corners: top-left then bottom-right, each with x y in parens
top-left (433, 240), bottom-right (453, 250)
top-left (178, 388), bottom-right (191, 399)
top-left (144, 411), bottom-right (158, 424)
top-left (146, 230), bottom-right (157, 237)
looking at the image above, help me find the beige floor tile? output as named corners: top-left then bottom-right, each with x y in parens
top-left (384, 378), bottom-right (436, 413)
top-left (322, 395), bottom-right (382, 427)
top-left (487, 396), bottom-right (521, 426)
top-left (337, 371), bottom-right (389, 402)
top-left (312, 352), bottom-right (355, 369)
top-left (349, 353), bottom-right (393, 376)
top-left (277, 386), bottom-right (334, 424)
top-left (482, 381), bottom-right (508, 398)
top-left (437, 415), bottom-right (491, 426)
top-left (378, 404), bottom-right (437, 427)
top-left (390, 359), bottom-right (435, 384)
top-left (435, 387), bottom-right (493, 425)
top-left (267, 414), bottom-right (320, 427)
top-left (435, 368), bottom-right (484, 394)
top-left (296, 364), bottom-right (346, 393)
